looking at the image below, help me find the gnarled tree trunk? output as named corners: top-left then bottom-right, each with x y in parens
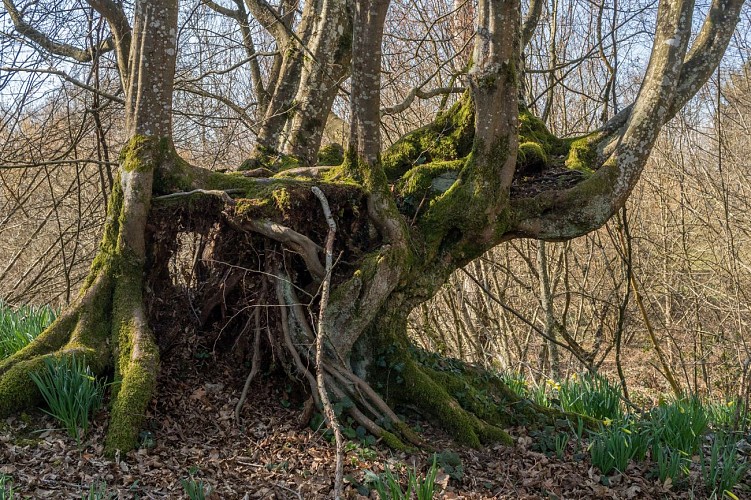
top-left (0, 0), bottom-right (744, 456)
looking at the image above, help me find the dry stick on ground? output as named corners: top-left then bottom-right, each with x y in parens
top-left (235, 306), bottom-right (263, 426)
top-left (311, 185), bottom-right (344, 499)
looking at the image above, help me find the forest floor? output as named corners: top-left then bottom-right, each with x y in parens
top-left (1, 339), bottom-right (748, 499)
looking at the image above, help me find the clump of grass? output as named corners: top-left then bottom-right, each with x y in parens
top-left (366, 458), bottom-right (439, 500)
top-left (0, 474), bottom-right (14, 500)
top-left (500, 371), bottom-right (528, 398)
top-left (82, 481), bottom-right (114, 500)
top-left (646, 396), bottom-right (709, 457)
top-left (29, 356), bottom-right (105, 445)
top-left (558, 373), bottom-right (623, 421)
top-left (706, 399), bottom-right (749, 432)
top-left (700, 431), bottom-right (748, 499)
top-left (0, 302), bottom-right (57, 359)
top-left (181, 477), bottom-right (212, 500)
top-left (589, 423), bottom-right (645, 475)
top-left (654, 444), bottom-right (687, 485)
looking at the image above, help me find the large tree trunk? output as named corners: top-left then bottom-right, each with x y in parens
top-left (0, 0), bottom-right (179, 455)
top-left (1, 0), bottom-right (744, 457)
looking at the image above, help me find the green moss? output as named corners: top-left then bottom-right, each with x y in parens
top-left (85, 177), bottom-right (124, 288)
top-left (366, 314), bottom-right (515, 448)
top-left (382, 93), bottom-right (475, 181)
top-left (397, 160), bottom-right (464, 199)
top-left (240, 149), bottom-right (302, 172)
top-left (565, 134), bottom-right (599, 174)
top-left (380, 430), bottom-right (410, 451)
top-left (518, 110), bottom-right (566, 156)
top-left (105, 352), bottom-right (157, 455)
top-left (317, 143), bottom-right (344, 166)
top-left (517, 142), bottom-right (548, 173)
top-left (119, 136), bottom-right (164, 173)
top-left (65, 282), bottom-right (113, 373)
top-left (318, 165), bottom-right (360, 186)
top-left (272, 188), bottom-right (292, 213)
top-left (105, 266), bottom-right (159, 456)
top-left (416, 137), bottom-right (513, 262)
top-left (0, 357), bottom-right (48, 416)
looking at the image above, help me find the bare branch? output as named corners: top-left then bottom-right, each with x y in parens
top-left (4, 0), bottom-right (114, 62)
top-left (0, 66), bottom-right (124, 104)
top-left (86, 0), bottom-right (131, 84)
top-left (521, 0), bottom-right (544, 50)
top-left (381, 86), bottom-right (465, 115)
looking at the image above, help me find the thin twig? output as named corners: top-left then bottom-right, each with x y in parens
top-left (311, 186), bottom-right (344, 500)
top-left (235, 307), bottom-right (263, 426)
top-left (153, 188), bottom-right (242, 205)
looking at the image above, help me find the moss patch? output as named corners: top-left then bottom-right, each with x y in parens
top-left (382, 94), bottom-right (475, 181)
top-left (240, 150), bottom-right (303, 172)
top-left (105, 260), bottom-right (159, 456)
top-left (564, 134), bottom-right (600, 174)
top-left (395, 160), bottom-right (464, 214)
top-left (518, 110), bottom-right (567, 156)
top-left (317, 143), bottom-right (345, 166)
top-left (517, 141), bottom-right (549, 175)
top-left (365, 313), bottom-right (517, 448)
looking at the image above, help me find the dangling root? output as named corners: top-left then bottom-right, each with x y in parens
top-left (234, 308), bottom-right (263, 426)
top-left (271, 269), bottom-right (423, 450)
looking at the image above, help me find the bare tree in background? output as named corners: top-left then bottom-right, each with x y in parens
top-left (0, 0), bottom-right (745, 459)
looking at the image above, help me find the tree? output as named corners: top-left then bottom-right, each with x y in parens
top-left (0, 0), bottom-right (744, 457)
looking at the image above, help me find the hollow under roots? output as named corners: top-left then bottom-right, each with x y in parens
top-left (0, 188), bottom-right (567, 456)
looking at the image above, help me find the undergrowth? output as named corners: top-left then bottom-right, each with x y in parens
top-left (365, 457), bottom-right (439, 500)
top-left (0, 302), bottom-right (57, 359)
top-left (502, 369), bottom-right (749, 496)
top-left (29, 356), bottom-right (105, 446)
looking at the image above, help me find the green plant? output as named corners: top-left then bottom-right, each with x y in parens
top-left (646, 397), bottom-right (709, 456)
top-left (366, 458), bottom-right (439, 500)
top-left (83, 481), bottom-right (114, 500)
top-left (530, 383), bottom-right (550, 408)
top-left (555, 432), bottom-right (570, 459)
top-left (29, 356), bottom-right (105, 445)
top-left (431, 450), bottom-right (463, 480)
top-left (181, 476), bottom-right (212, 500)
top-left (707, 400), bottom-right (749, 432)
top-left (655, 445), bottom-right (686, 485)
top-left (568, 416), bottom-right (587, 453)
top-left (700, 432), bottom-right (748, 498)
top-left (558, 373), bottom-right (623, 421)
top-left (589, 425), bottom-right (640, 475)
top-left (499, 371), bottom-right (528, 398)
top-left (0, 302), bottom-right (57, 359)
top-left (0, 474), bottom-right (14, 500)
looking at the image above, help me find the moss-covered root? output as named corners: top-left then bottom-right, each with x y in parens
top-left (391, 358), bottom-right (515, 448)
top-left (105, 271), bottom-right (159, 456)
top-left (0, 271), bottom-right (114, 417)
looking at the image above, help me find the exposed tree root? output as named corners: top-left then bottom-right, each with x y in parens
top-left (0, 173), bottom-right (593, 461)
top-left (234, 307), bottom-right (262, 426)
top-left (106, 261), bottom-right (159, 454)
top-left (146, 186), bottom-right (576, 455)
